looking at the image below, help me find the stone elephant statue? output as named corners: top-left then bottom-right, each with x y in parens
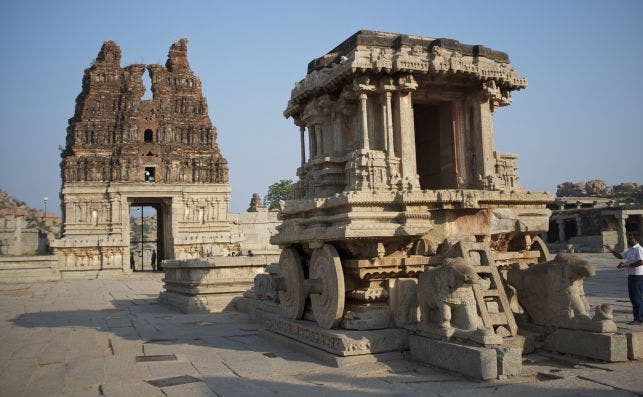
top-left (418, 257), bottom-right (480, 333)
top-left (507, 253), bottom-right (616, 332)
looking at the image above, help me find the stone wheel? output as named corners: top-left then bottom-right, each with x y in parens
top-left (277, 247), bottom-right (305, 320)
top-left (531, 235), bottom-right (551, 263)
top-left (309, 244), bottom-right (345, 329)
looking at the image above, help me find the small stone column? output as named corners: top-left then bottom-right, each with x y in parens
top-left (332, 112), bottom-right (342, 156)
top-left (299, 125), bottom-right (306, 166)
top-left (557, 219), bottom-right (566, 242)
top-left (358, 93), bottom-right (370, 150)
top-left (575, 215), bottom-right (582, 236)
top-left (478, 95), bottom-right (496, 179)
top-left (385, 91), bottom-right (395, 158)
top-left (395, 75), bottom-right (419, 186)
top-left (354, 76), bottom-right (375, 151)
top-left (617, 213), bottom-right (628, 251)
top-left (314, 125), bottom-right (323, 157)
top-left (308, 126), bottom-right (315, 159)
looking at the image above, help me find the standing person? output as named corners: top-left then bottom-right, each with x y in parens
top-left (605, 233), bottom-right (643, 325)
top-left (130, 252), bottom-right (135, 272)
top-left (151, 250), bottom-right (157, 271)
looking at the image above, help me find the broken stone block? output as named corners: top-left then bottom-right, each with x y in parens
top-left (625, 330), bottom-right (642, 360)
top-left (544, 329), bottom-right (628, 362)
top-left (409, 334), bottom-right (499, 380)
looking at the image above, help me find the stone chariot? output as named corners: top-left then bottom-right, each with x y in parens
top-left (270, 30), bottom-right (552, 335)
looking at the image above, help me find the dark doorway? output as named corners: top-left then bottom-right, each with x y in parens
top-left (144, 129), bottom-right (154, 143)
top-left (548, 220), bottom-right (560, 242)
top-left (626, 215), bottom-right (641, 242)
top-left (413, 102), bottom-right (456, 189)
top-left (129, 204), bottom-right (162, 271)
top-left (563, 219), bottom-right (577, 241)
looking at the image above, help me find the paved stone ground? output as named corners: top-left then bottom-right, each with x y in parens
top-left (0, 254), bottom-right (641, 397)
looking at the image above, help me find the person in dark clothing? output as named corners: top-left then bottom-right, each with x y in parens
top-left (151, 250), bottom-right (157, 271)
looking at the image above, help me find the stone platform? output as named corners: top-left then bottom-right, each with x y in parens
top-left (263, 317), bottom-right (409, 357)
top-left (160, 254), bottom-right (277, 313)
top-left (257, 315), bottom-right (411, 367)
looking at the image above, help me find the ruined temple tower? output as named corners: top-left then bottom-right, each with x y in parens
top-left (52, 39), bottom-right (238, 276)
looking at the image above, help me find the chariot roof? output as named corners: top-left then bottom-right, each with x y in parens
top-left (285, 30), bottom-right (527, 118)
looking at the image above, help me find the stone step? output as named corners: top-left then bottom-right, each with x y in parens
top-left (488, 312), bottom-right (509, 325)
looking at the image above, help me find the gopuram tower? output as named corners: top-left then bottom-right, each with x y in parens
top-left (52, 39), bottom-right (238, 277)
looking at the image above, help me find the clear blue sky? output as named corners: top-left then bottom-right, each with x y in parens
top-left (1, 0), bottom-right (642, 214)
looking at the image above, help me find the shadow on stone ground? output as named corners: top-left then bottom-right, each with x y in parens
top-left (0, 256), bottom-right (641, 396)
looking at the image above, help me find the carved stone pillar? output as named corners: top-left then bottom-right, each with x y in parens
top-left (385, 91), bottom-right (395, 158)
top-left (557, 219), bottom-right (566, 243)
top-left (358, 93), bottom-right (370, 150)
top-left (395, 75), bottom-right (419, 187)
top-left (354, 76), bottom-right (375, 151)
top-left (308, 126), bottom-right (315, 159)
top-left (299, 125), bottom-right (306, 166)
top-left (479, 95), bottom-right (496, 179)
top-left (617, 213), bottom-right (629, 251)
top-left (332, 111), bottom-right (342, 156)
top-left (314, 125), bottom-right (323, 157)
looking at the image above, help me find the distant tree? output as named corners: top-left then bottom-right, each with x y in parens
top-left (264, 179), bottom-right (295, 210)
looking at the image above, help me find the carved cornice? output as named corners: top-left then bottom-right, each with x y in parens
top-left (284, 32), bottom-right (527, 118)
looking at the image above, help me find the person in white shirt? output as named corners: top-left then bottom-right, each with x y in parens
top-left (605, 233), bottom-right (643, 325)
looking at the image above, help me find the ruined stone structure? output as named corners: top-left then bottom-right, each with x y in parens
top-left (0, 208), bottom-right (44, 256)
top-left (230, 194), bottom-right (281, 256)
top-left (52, 39), bottom-right (236, 277)
top-left (546, 181), bottom-right (643, 252)
top-left (159, 192), bottom-right (281, 313)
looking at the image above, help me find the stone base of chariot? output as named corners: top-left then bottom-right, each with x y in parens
top-left (260, 317), bottom-right (409, 367)
top-left (409, 334), bottom-right (522, 381)
top-left (160, 255), bottom-right (277, 313)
